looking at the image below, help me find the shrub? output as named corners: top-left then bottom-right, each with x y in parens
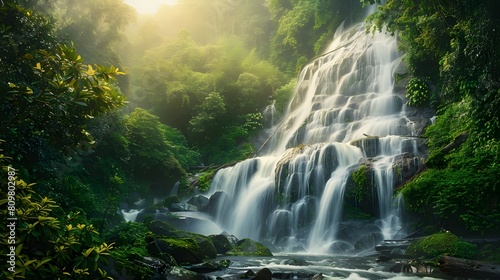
top-left (406, 77), bottom-right (429, 106)
top-left (406, 232), bottom-right (477, 260)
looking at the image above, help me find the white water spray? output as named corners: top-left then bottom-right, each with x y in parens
top-left (207, 23), bottom-right (423, 254)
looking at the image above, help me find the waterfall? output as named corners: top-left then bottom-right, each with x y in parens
top-left (206, 23), bottom-right (423, 254)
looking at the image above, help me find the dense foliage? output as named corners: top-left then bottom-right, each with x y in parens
top-left (0, 150), bottom-right (114, 279)
top-left (267, 0), bottom-right (365, 75)
top-left (363, 0), bottom-right (500, 233)
top-left (2, 0), bottom-right (500, 277)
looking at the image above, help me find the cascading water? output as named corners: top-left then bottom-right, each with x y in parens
top-left (206, 23), bottom-right (425, 255)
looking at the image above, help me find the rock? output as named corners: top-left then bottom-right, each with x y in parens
top-left (170, 203), bottom-right (197, 212)
top-left (183, 261), bottom-right (228, 274)
top-left (376, 255), bottom-right (392, 262)
top-left (311, 273), bottom-right (323, 280)
top-left (167, 266), bottom-right (209, 280)
top-left (390, 263), bottom-right (413, 273)
top-left (209, 234), bottom-right (235, 254)
top-left (148, 220), bottom-right (178, 237)
top-left (226, 238), bottom-right (273, 256)
top-left (163, 196), bottom-right (181, 208)
top-left (188, 195), bottom-right (209, 209)
top-left (241, 269), bottom-right (255, 278)
top-left (193, 235), bottom-right (217, 259)
top-left (203, 191), bottom-right (230, 217)
top-left (350, 136), bottom-right (380, 158)
top-left (148, 237), bottom-right (203, 265)
top-left (254, 268), bottom-right (272, 280)
top-left (147, 220), bottom-right (217, 259)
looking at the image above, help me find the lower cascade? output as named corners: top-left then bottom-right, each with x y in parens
top-left (204, 22), bottom-right (430, 255)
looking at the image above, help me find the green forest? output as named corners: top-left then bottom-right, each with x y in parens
top-left (1, 0), bottom-right (500, 279)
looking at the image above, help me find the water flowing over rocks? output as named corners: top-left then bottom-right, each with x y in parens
top-left (117, 22), bottom-right (441, 279)
top-left (202, 22), bottom-right (434, 254)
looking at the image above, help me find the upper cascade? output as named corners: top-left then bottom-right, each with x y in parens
top-left (206, 22), bottom-right (429, 255)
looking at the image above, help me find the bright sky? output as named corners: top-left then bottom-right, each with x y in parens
top-left (123, 0), bottom-right (178, 14)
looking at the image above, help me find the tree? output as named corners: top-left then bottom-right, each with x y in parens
top-left (363, 0), bottom-right (500, 143)
top-left (0, 2), bottom-right (127, 172)
top-left (0, 147), bottom-right (114, 280)
top-left (56, 0), bottom-right (136, 66)
top-left (268, 0), bottom-right (364, 75)
top-left (125, 109), bottom-right (186, 194)
top-left (363, 0), bottom-right (500, 233)
top-left (189, 92), bottom-right (227, 142)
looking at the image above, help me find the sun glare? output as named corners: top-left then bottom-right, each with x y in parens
top-left (124, 0), bottom-right (178, 14)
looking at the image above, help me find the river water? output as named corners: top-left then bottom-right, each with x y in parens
top-left (205, 254), bottom-right (449, 280)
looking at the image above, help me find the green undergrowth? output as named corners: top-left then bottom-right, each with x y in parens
top-left (406, 232), bottom-right (477, 261)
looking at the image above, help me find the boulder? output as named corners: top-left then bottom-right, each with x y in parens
top-left (209, 234), bottom-right (235, 254)
top-left (170, 203), bottom-right (197, 212)
top-left (188, 195), bottom-right (209, 209)
top-left (147, 221), bottom-right (217, 260)
top-left (203, 191), bottom-right (230, 217)
top-left (148, 220), bottom-right (178, 237)
top-left (167, 266), bottom-right (210, 280)
top-left (183, 259), bottom-right (231, 274)
top-left (254, 268), bottom-right (272, 280)
top-left (226, 238), bottom-right (273, 257)
top-left (148, 237), bottom-right (203, 265)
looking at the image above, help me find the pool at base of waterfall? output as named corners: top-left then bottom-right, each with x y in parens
top-left (203, 254), bottom-right (451, 280)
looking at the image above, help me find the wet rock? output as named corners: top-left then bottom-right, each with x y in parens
top-left (350, 137), bottom-right (380, 158)
top-left (204, 191), bottom-right (230, 216)
top-left (163, 196), bottom-right (181, 208)
top-left (209, 234), bottom-right (235, 254)
top-left (390, 263), bottom-right (413, 273)
top-left (254, 268), bottom-right (272, 280)
top-left (148, 237), bottom-right (203, 265)
top-left (170, 203), bottom-right (197, 212)
top-left (148, 220), bottom-right (178, 237)
top-left (147, 220), bottom-right (217, 259)
top-left (167, 266), bottom-right (210, 280)
top-left (375, 255), bottom-right (392, 262)
top-left (226, 238), bottom-right (273, 256)
top-left (311, 273), bottom-right (323, 280)
top-left (188, 195), bottom-right (209, 209)
top-left (183, 260), bottom-right (231, 273)
top-left (241, 269), bottom-right (255, 279)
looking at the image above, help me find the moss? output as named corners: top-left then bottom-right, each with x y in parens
top-left (352, 165), bottom-right (369, 203)
top-left (226, 238), bottom-right (273, 257)
top-left (105, 222), bottom-right (154, 278)
top-left (406, 232), bottom-right (477, 260)
top-left (197, 170), bottom-right (216, 192)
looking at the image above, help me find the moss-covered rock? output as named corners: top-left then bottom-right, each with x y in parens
top-left (147, 220), bottom-right (217, 260)
top-left (406, 232), bottom-right (477, 260)
top-left (209, 234), bottom-right (235, 254)
top-left (148, 237), bottom-right (203, 265)
top-left (226, 238), bottom-right (273, 256)
top-left (167, 266), bottom-right (206, 280)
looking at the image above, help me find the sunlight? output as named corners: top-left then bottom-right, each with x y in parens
top-left (124, 0), bottom-right (178, 14)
